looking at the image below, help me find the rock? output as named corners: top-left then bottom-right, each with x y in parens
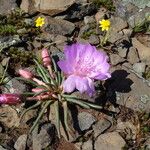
top-left (94, 132), bottom-right (126, 150)
top-left (132, 38), bottom-right (150, 64)
top-left (127, 7), bottom-right (150, 28)
top-left (136, 34), bottom-right (150, 48)
top-left (84, 16), bottom-right (95, 25)
top-left (110, 54), bottom-right (124, 65)
top-left (110, 65), bottom-right (150, 113)
top-left (43, 16), bottom-right (75, 36)
top-left (116, 120), bottom-right (137, 140)
top-left (2, 78), bottom-right (27, 94)
top-left (95, 7), bottom-right (107, 23)
top-left (0, 0), bottom-right (17, 15)
top-left (133, 62), bottom-right (146, 75)
top-left (32, 123), bottom-right (55, 150)
top-left (144, 137), bottom-right (150, 149)
top-left (117, 47), bottom-right (128, 58)
top-left (21, 0), bottom-right (75, 16)
top-left (108, 31), bottom-right (124, 43)
top-left (108, 17), bottom-right (128, 43)
top-left (82, 139), bottom-right (93, 150)
top-left (127, 46), bottom-right (139, 64)
top-left (0, 35), bottom-right (22, 52)
top-left (0, 105), bottom-right (20, 128)
top-left (93, 118), bottom-right (111, 138)
top-left (88, 34), bottom-right (99, 45)
top-left (122, 29), bottom-right (133, 38)
top-left (110, 17), bottom-right (128, 33)
top-left (0, 145), bottom-right (7, 150)
top-left (14, 134), bottom-right (27, 150)
top-left (53, 35), bottom-right (67, 50)
top-left (78, 112), bottom-right (96, 131)
top-left (62, 2), bottom-right (96, 20)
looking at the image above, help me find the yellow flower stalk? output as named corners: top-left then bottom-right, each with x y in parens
top-left (35, 17), bottom-right (45, 27)
top-left (99, 19), bottom-right (110, 31)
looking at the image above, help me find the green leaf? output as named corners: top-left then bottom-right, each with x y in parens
top-left (65, 98), bottom-right (90, 109)
top-left (20, 101), bottom-right (42, 122)
top-left (54, 100), bottom-right (61, 138)
top-left (29, 100), bottom-right (53, 133)
top-left (34, 59), bottom-right (50, 83)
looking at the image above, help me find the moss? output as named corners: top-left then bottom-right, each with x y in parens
top-left (0, 24), bottom-right (16, 35)
top-left (9, 47), bottom-right (35, 66)
top-left (81, 30), bottom-right (96, 39)
top-left (90, 0), bottom-right (115, 11)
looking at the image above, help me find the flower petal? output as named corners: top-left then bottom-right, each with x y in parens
top-left (75, 76), bottom-right (95, 96)
top-left (63, 75), bottom-right (76, 93)
top-left (86, 77), bottom-right (95, 97)
top-left (57, 60), bottom-right (73, 74)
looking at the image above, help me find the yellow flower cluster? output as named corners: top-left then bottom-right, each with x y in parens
top-left (99, 19), bottom-right (110, 31)
top-left (35, 17), bottom-right (45, 27)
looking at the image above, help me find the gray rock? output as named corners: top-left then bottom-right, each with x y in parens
top-left (94, 132), bottom-right (126, 150)
top-left (95, 7), bottom-right (107, 23)
top-left (108, 31), bottom-right (124, 43)
top-left (44, 17), bottom-right (75, 36)
top-left (0, 0), bottom-right (17, 15)
top-left (0, 145), bottom-right (7, 150)
top-left (32, 123), bottom-right (55, 150)
top-left (82, 139), bottom-right (93, 150)
top-left (110, 54), bottom-right (124, 65)
top-left (117, 47), bottom-right (128, 58)
top-left (14, 134), bottom-right (27, 150)
top-left (127, 46), bottom-right (139, 64)
top-left (62, 2), bottom-right (96, 20)
top-left (0, 35), bottom-right (22, 52)
top-left (132, 38), bottom-right (150, 65)
top-left (133, 62), bottom-right (146, 75)
top-left (2, 78), bottom-right (27, 94)
top-left (88, 34), bottom-right (99, 45)
top-left (93, 118), bottom-right (111, 138)
top-left (116, 120), bottom-right (137, 140)
top-left (108, 17), bottom-right (128, 43)
top-left (111, 65), bottom-right (150, 113)
top-left (21, 0), bottom-right (75, 16)
top-left (144, 137), bottom-right (150, 149)
top-left (122, 0), bottom-right (150, 9)
top-left (110, 17), bottom-right (128, 33)
top-left (78, 112), bottom-right (96, 131)
top-left (84, 16), bottom-right (95, 25)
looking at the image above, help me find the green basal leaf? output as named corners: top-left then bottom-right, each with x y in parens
top-left (54, 100), bottom-right (61, 138)
top-left (34, 59), bottom-right (50, 83)
top-left (29, 100), bottom-right (53, 133)
top-left (63, 101), bottom-right (69, 130)
top-left (65, 98), bottom-right (90, 109)
top-left (20, 101), bottom-right (42, 122)
top-left (15, 77), bottom-right (38, 86)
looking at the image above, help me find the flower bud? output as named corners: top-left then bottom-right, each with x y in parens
top-left (32, 88), bottom-right (44, 93)
top-left (19, 69), bottom-right (33, 79)
top-left (0, 94), bottom-right (21, 105)
top-left (42, 48), bottom-right (51, 67)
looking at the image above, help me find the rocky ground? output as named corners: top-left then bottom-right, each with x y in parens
top-left (0, 0), bottom-right (150, 150)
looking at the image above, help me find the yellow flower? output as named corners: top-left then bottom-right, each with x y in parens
top-left (35, 17), bottom-right (45, 27)
top-left (99, 19), bottom-right (110, 31)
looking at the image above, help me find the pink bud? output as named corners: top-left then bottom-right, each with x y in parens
top-left (42, 48), bottom-right (51, 67)
top-left (0, 94), bottom-right (21, 105)
top-left (32, 88), bottom-right (44, 93)
top-left (19, 69), bottom-right (33, 79)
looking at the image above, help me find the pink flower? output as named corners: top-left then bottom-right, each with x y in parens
top-left (0, 94), bottom-right (21, 105)
top-left (42, 48), bottom-right (51, 67)
top-left (19, 69), bottom-right (33, 79)
top-left (57, 43), bottom-right (111, 96)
